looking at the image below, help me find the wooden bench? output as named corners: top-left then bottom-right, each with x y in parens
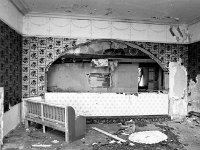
top-left (24, 99), bottom-right (85, 143)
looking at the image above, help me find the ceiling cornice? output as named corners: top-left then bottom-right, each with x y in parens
top-left (188, 16), bottom-right (200, 26)
top-left (26, 12), bottom-right (185, 26)
top-left (9, 0), bottom-right (29, 15)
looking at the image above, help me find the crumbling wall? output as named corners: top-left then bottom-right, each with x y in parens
top-left (188, 75), bottom-right (200, 112)
top-left (169, 59), bottom-right (188, 119)
top-left (47, 63), bottom-right (138, 93)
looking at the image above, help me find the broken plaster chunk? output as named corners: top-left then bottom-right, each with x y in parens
top-left (51, 140), bottom-right (59, 144)
top-left (92, 143), bottom-right (98, 146)
top-left (109, 140), bottom-right (116, 144)
top-left (121, 132), bottom-right (129, 136)
top-left (129, 143), bottom-right (135, 146)
top-left (81, 138), bottom-right (86, 143)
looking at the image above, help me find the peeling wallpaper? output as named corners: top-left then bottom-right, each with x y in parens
top-left (22, 36), bottom-right (188, 98)
top-left (0, 19), bottom-right (22, 112)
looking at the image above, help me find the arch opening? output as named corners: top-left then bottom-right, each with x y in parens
top-left (46, 39), bottom-right (168, 93)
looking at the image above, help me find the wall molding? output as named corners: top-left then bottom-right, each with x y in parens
top-left (23, 16), bottom-right (190, 44)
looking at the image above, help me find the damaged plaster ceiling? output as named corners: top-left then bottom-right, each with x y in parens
top-left (10, 0), bottom-right (200, 24)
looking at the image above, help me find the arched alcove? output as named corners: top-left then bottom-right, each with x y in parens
top-left (46, 39), bottom-right (168, 93)
top-left (46, 39), bottom-right (168, 72)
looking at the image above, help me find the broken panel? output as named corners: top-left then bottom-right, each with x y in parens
top-left (89, 73), bottom-right (111, 88)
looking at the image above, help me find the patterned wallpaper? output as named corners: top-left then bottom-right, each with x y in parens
top-left (22, 36), bottom-right (188, 98)
top-left (0, 20), bottom-right (22, 112)
top-left (133, 41), bottom-right (188, 69)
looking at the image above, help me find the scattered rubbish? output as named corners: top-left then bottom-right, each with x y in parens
top-left (114, 120), bottom-right (135, 136)
top-left (186, 111), bottom-right (200, 126)
top-left (129, 130), bottom-right (168, 144)
top-left (81, 138), bottom-right (85, 143)
top-left (121, 132), bottom-right (129, 135)
top-left (129, 142), bottom-right (135, 146)
top-left (92, 127), bottom-right (126, 142)
top-left (51, 140), bottom-right (59, 144)
top-left (187, 111), bottom-right (200, 118)
top-left (25, 128), bottom-right (30, 132)
top-left (32, 144), bottom-right (52, 148)
top-left (124, 120), bottom-right (135, 134)
top-left (109, 140), bottom-right (116, 144)
top-left (92, 142), bottom-right (98, 146)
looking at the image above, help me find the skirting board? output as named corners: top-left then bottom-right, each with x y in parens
top-left (86, 115), bottom-right (171, 124)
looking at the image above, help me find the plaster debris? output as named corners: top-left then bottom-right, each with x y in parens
top-left (81, 138), bottom-right (86, 143)
top-left (91, 59), bottom-right (108, 67)
top-left (129, 130), bottom-right (168, 144)
top-left (51, 140), bottom-right (59, 144)
top-left (124, 120), bottom-right (135, 134)
top-left (121, 132), bottom-right (129, 135)
top-left (109, 140), bottom-right (116, 144)
top-left (92, 142), bottom-right (98, 146)
top-left (129, 142), bottom-right (135, 146)
top-left (186, 111), bottom-right (200, 126)
top-left (32, 144), bottom-right (52, 148)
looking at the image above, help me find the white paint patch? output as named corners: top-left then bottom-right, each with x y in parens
top-left (128, 130), bottom-right (167, 144)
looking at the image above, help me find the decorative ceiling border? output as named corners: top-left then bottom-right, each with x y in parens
top-left (26, 12), bottom-right (185, 26)
top-left (9, 0), bottom-right (30, 15)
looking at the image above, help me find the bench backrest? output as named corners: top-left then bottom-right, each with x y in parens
top-left (25, 100), bottom-right (66, 124)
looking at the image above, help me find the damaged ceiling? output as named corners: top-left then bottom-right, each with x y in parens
top-left (10, 0), bottom-right (200, 24)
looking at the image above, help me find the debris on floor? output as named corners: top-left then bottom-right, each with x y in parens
top-left (128, 130), bottom-right (168, 144)
top-left (114, 120), bottom-right (136, 136)
top-left (2, 119), bottom-right (200, 150)
top-left (185, 111), bottom-right (200, 126)
top-left (109, 140), bottom-right (116, 144)
top-left (51, 140), bottom-right (59, 144)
